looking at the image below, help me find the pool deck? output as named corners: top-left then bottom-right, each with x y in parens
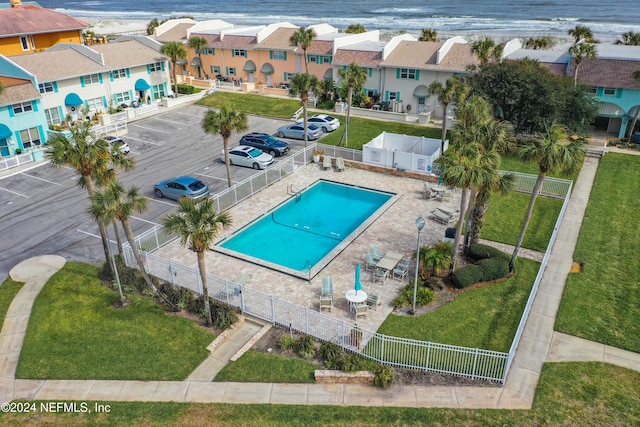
top-left (155, 163), bottom-right (461, 331)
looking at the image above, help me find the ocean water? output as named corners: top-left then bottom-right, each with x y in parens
top-left (39, 0), bottom-right (637, 41)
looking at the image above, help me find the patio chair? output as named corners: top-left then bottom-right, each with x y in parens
top-left (424, 187), bottom-right (438, 200)
top-left (322, 276), bottom-right (334, 296)
top-left (319, 294), bottom-right (333, 312)
top-left (373, 267), bottom-right (388, 284)
top-left (366, 289), bottom-right (383, 310)
top-left (369, 245), bottom-right (385, 262)
top-left (351, 302), bottom-right (368, 319)
top-left (221, 273), bottom-right (248, 296)
top-left (438, 189), bottom-right (453, 202)
top-left (335, 156), bottom-right (345, 172)
top-left (364, 252), bottom-right (378, 271)
top-left (323, 155), bottom-right (332, 170)
top-left (392, 262), bottom-right (409, 281)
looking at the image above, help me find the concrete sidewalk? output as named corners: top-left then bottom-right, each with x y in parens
top-left (2, 150), bottom-right (640, 409)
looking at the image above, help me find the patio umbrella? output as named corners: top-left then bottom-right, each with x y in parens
top-left (355, 264), bottom-right (363, 294)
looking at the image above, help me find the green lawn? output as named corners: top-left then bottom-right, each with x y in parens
top-left (16, 262), bottom-right (214, 380)
top-left (481, 192), bottom-right (564, 253)
top-left (214, 350), bottom-right (320, 383)
top-left (377, 258), bottom-right (539, 353)
top-left (198, 92), bottom-right (300, 119)
top-left (2, 363), bottom-right (639, 426)
top-left (556, 153), bottom-right (640, 353)
top-left (0, 277), bottom-right (25, 329)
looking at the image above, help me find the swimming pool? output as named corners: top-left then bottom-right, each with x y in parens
top-left (217, 180), bottom-right (394, 277)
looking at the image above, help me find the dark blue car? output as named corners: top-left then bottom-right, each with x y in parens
top-left (239, 133), bottom-right (290, 157)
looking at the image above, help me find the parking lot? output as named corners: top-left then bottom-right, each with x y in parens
top-left (0, 104), bottom-right (309, 279)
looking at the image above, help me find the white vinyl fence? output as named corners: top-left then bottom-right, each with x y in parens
top-left (122, 157), bottom-right (573, 384)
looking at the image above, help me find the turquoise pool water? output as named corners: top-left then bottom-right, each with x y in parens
top-left (219, 180), bottom-right (393, 272)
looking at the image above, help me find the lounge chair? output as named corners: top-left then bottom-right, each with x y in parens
top-left (319, 294), bottom-right (333, 312)
top-left (364, 252), bottom-right (378, 271)
top-left (369, 245), bottom-right (385, 262)
top-left (366, 290), bottom-right (383, 310)
top-left (322, 276), bottom-right (333, 296)
top-left (351, 302), bottom-right (368, 319)
top-left (323, 155), bottom-right (332, 170)
top-left (221, 273), bottom-right (248, 296)
top-left (438, 189), bottom-right (453, 201)
top-left (436, 206), bottom-right (459, 217)
top-left (430, 209), bottom-right (455, 225)
top-left (335, 157), bottom-right (345, 172)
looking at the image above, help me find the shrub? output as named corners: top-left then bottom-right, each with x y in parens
top-left (392, 282), bottom-right (434, 308)
top-left (468, 243), bottom-right (510, 261)
top-left (296, 335), bottom-right (316, 359)
top-left (177, 84), bottom-right (196, 95)
top-left (210, 301), bottom-right (238, 330)
top-left (373, 365), bottom-right (394, 389)
top-left (341, 353), bottom-right (368, 372)
top-left (415, 287), bottom-right (435, 306)
top-left (452, 264), bottom-right (485, 289)
top-left (318, 341), bottom-right (342, 362)
top-left (317, 100), bottom-right (335, 110)
top-left (278, 335), bottom-right (295, 351)
top-left (477, 257), bottom-right (510, 281)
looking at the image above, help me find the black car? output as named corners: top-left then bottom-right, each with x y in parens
top-left (239, 133), bottom-right (290, 157)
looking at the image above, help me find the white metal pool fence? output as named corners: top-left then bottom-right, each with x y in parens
top-left (121, 156), bottom-right (573, 383)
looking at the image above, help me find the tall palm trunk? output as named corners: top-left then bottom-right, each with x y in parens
top-left (172, 60), bottom-right (179, 98)
top-left (462, 187), bottom-right (477, 252)
top-left (85, 178), bottom-right (113, 276)
top-left (510, 171), bottom-right (546, 271)
top-left (450, 186), bottom-right (469, 274)
top-left (112, 219), bottom-right (124, 255)
top-left (440, 103), bottom-right (448, 154)
top-left (302, 102), bottom-right (309, 147)
top-left (342, 86), bottom-right (353, 147)
top-left (467, 187), bottom-right (491, 247)
top-left (122, 218), bottom-right (157, 293)
top-left (627, 108), bottom-right (640, 139)
top-left (197, 251), bottom-right (213, 326)
top-left (223, 137), bottom-right (232, 188)
top-left (303, 49), bottom-right (309, 74)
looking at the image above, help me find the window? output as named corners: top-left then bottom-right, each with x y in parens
top-left (20, 36), bottom-right (30, 51)
top-left (309, 56), bottom-right (317, 63)
top-left (603, 87), bottom-right (617, 96)
top-left (86, 97), bottom-right (103, 111)
top-left (210, 65), bottom-right (221, 75)
top-left (399, 68), bottom-right (417, 79)
top-left (389, 92), bottom-right (398, 101)
top-left (19, 127), bottom-right (41, 149)
top-left (203, 48), bottom-right (215, 55)
top-left (152, 84), bottom-right (166, 99)
top-left (226, 67), bottom-right (237, 76)
top-left (233, 49), bottom-right (247, 57)
top-left (12, 102), bottom-right (33, 114)
top-left (111, 69), bottom-right (127, 79)
top-left (367, 90), bottom-right (378, 98)
top-left (45, 107), bottom-right (62, 126)
top-left (149, 62), bottom-right (162, 72)
top-left (113, 91), bottom-right (131, 104)
top-left (83, 73), bottom-right (101, 85)
top-left (285, 72), bottom-right (298, 81)
top-left (322, 56), bottom-right (332, 64)
top-left (271, 50), bottom-right (286, 60)
top-left (39, 82), bottom-right (55, 93)
top-left (587, 86), bottom-right (597, 94)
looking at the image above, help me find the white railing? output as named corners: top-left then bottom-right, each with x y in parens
top-left (498, 171), bottom-right (572, 199)
top-left (122, 158), bottom-right (574, 384)
top-left (316, 143), bottom-right (363, 162)
top-left (134, 103), bottom-right (160, 117)
top-left (0, 152), bottom-right (34, 171)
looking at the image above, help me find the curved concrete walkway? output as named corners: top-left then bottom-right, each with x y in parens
top-left (2, 152), bottom-right (640, 408)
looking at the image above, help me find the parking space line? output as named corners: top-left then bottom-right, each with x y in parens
top-left (76, 229), bottom-right (117, 243)
top-left (0, 186), bottom-right (29, 198)
top-left (159, 118), bottom-right (187, 126)
top-left (132, 216), bottom-right (159, 226)
top-left (132, 124), bottom-right (170, 134)
top-left (145, 196), bottom-right (176, 206)
top-left (194, 172), bottom-right (237, 183)
top-left (20, 172), bottom-right (62, 185)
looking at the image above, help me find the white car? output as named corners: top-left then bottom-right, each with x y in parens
top-left (297, 114), bottom-right (340, 132)
top-left (221, 146), bottom-right (274, 170)
top-left (104, 135), bottom-right (130, 154)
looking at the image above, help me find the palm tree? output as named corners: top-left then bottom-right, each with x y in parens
top-left (418, 242), bottom-right (453, 278)
top-left (161, 197), bottom-right (232, 326)
top-left (289, 27), bottom-right (317, 74)
top-left (289, 73), bottom-right (321, 147)
top-left (345, 24), bottom-right (366, 34)
top-left (187, 36), bottom-right (208, 79)
top-left (569, 41), bottom-right (597, 88)
top-left (625, 70), bottom-right (640, 139)
top-left (616, 31), bottom-right (640, 46)
top-left (47, 122), bottom-right (131, 276)
top-left (509, 123), bottom-right (585, 271)
top-left (161, 41), bottom-right (187, 98)
top-left (319, 78), bottom-right (336, 102)
top-left (418, 28), bottom-right (438, 42)
top-left (428, 78), bottom-right (468, 154)
top-left (568, 25), bottom-right (594, 43)
top-left (338, 63), bottom-right (368, 147)
top-left (89, 180), bottom-right (163, 300)
top-left (471, 37), bottom-right (500, 66)
top-left (202, 106), bottom-right (248, 188)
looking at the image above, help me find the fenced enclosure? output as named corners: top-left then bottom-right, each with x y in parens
top-left (122, 154), bottom-right (573, 384)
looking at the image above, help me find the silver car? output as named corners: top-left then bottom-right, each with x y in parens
top-left (222, 146), bottom-right (274, 170)
top-left (298, 114), bottom-right (340, 132)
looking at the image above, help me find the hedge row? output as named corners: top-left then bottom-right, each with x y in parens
top-left (467, 243), bottom-right (510, 261)
top-left (452, 244), bottom-right (511, 288)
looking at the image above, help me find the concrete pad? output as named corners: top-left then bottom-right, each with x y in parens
top-left (118, 381), bottom-right (159, 401)
top-left (150, 381), bottom-right (190, 401)
top-left (0, 332), bottom-right (27, 356)
top-left (186, 358), bottom-right (229, 382)
top-left (604, 346), bottom-right (640, 372)
top-left (9, 255), bottom-right (66, 282)
top-left (521, 312), bottom-right (556, 343)
top-left (85, 381), bottom-right (126, 400)
top-left (379, 385), bottom-right (418, 407)
top-left (341, 384), bottom-right (386, 406)
top-left (535, 270), bottom-right (568, 297)
top-left (185, 381), bottom-right (227, 402)
top-left (508, 336), bottom-right (549, 374)
top-left (13, 379), bottom-right (44, 400)
top-left (547, 332), bottom-right (604, 362)
top-left (543, 255), bottom-right (572, 275)
top-left (223, 382), bottom-right (272, 404)
top-left (530, 289), bottom-right (563, 318)
top-left (269, 383), bottom-right (309, 404)
top-left (0, 314), bottom-right (30, 336)
top-left (35, 380), bottom-right (95, 400)
top-left (500, 367), bottom-right (539, 409)
top-left (411, 385), bottom-right (459, 408)
top-left (0, 351), bottom-right (20, 377)
top-left (0, 378), bottom-right (15, 401)
top-left (454, 386), bottom-right (502, 408)
top-left (306, 383), bottom-right (344, 405)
